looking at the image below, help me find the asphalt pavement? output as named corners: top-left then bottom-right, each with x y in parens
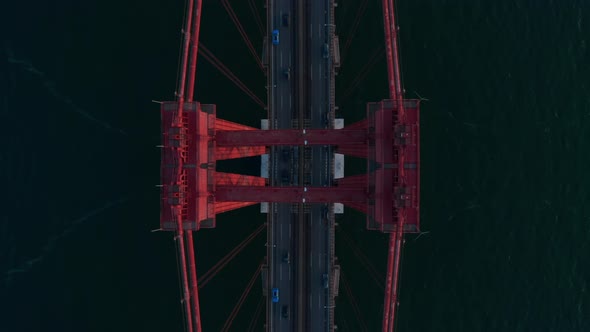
top-left (269, 0), bottom-right (296, 331)
top-left (308, 0), bottom-right (332, 330)
top-left (268, 0), bottom-right (333, 330)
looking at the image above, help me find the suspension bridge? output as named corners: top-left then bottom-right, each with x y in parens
top-left (159, 0), bottom-right (420, 331)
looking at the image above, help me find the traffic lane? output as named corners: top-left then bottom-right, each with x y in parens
top-left (271, 39), bottom-right (293, 332)
top-left (310, 18), bottom-right (329, 331)
top-left (273, 0), bottom-right (292, 127)
top-left (275, 47), bottom-right (292, 129)
top-left (273, 0), bottom-right (294, 327)
top-left (309, 40), bottom-right (327, 124)
top-left (310, 156), bottom-right (327, 329)
top-left (279, 208), bottom-right (292, 329)
top-left (274, 20), bottom-right (294, 332)
top-left (271, 209), bottom-right (289, 321)
top-left (271, 0), bottom-right (295, 330)
top-left (309, 207), bottom-right (327, 331)
top-left (311, 0), bottom-right (331, 328)
top-left (273, 208), bottom-right (291, 328)
top-left (310, 5), bottom-right (330, 330)
top-left (274, 0), bottom-right (328, 328)
top-left (319, 210), bottom-right (328, 313)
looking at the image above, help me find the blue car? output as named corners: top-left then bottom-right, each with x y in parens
top-left (272, 29), bottom-right (280, 45)
top-left (272, 288), bottom-right (279, 302)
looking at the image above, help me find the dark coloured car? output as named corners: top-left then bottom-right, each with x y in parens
top-left (283, 67), bottom-right (291, 80)
top-left (282, 13), bottom-right (290, 27)
top-left (322, 43), bottom-right (329, 59)
top-left (282, 251), bottom-right (290, 263)
top-left (282, 305), bottom-right (289, 318)
top-left (322, 273), bottom-right (329, 289)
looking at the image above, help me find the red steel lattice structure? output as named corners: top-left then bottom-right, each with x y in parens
top-left (159, 0), bottom-right (418, 331)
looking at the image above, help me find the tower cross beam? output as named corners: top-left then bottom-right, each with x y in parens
top-left (215, 129), bottom-right (368, 146)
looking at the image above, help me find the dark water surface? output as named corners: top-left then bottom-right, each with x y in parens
top-left (2, 0), bottom-right (589, 331)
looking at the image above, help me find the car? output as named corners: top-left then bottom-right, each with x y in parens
top-left (282, 251), bottom-right (290, 263)
top-left (272, 29), bottom-right (280, 45)
top-left (281, 305), bottom-right (289, 318)
top-left (282, 13), bottom-right (290, 27)
top-left (322, 273), bottom-right (329, 289)
top-left (283, 67), bottom-right (291, 80)
top-left (322, 43), bottom-right (329, 59)
top-left (272, 288), bottom-right (280, 303)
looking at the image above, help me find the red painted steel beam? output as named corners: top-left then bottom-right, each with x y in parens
top-left (170, 0), bottom-right (204, 329)
top-left (175, 0), bottom-right (195, 120)
top-left (383, 221), bottom-right (404, 332)
top-left (215, 129), bottom-right (368, 146)
top-left (215, 118), bottom-right (261, 131)
top-left (391, 224), bottom-right (405, 331)
top-left (381, 0), bottom-right (407, 330)
top-left (381, 0), bottom-right (395, 99)
top-left (185, 3), bottom-right (203, 330)
top-left (175, 214), bottom-right (195, 332)
top-left (187, 0), bottom-right (203, 102)
top-left (185, 231), bottom-right (202, 332)
top-left (215, 146), bottom-right (266, 160)
top-left (215, 186), bottom-right (369, 203)
top-left (383, 233), bottom-right (395, 332)
top-left (171, 0), bottom-right (197, 329)
top-left (214, 201), bottom-right (259, 214)
top-left (387, 0), bottom-right (404, 101)
top-left (215, 172), bottom-right (266, 186)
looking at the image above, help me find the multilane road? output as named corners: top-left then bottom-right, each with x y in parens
top-left (268, 0), bottom-right (334, 330)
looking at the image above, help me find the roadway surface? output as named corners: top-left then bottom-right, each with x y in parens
top-left (308, 0), bottom-right (332, 330)
top-left (269, 0), bottom-right (295, 331)
top-left (268, 0), bottom-right (333, 331)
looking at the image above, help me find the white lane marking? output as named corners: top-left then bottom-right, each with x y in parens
top-left (318, 253), bottom-right (321, 268)
top-left (311, 65), bottom-right (313, 80)
top-left (318, 24), bottom-right (321, 39)
top-left (319, 65), bottom-right (321, 80)
top-left (310, 252), bottom-right (313, 267)
top-left (280, 52), bottom-right (283, 67)
top-left (318, 294), bottom-right (321, 308)
top-left (280, 265), bottom-right (283, 280)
